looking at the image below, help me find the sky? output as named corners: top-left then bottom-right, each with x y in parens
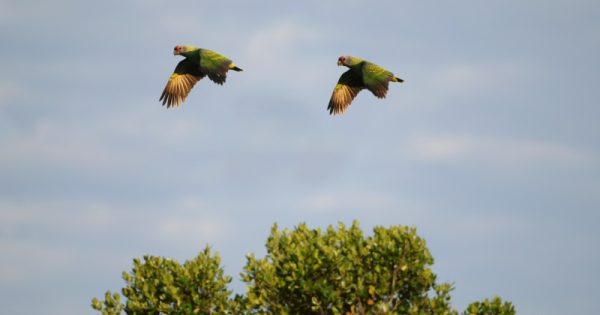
top-left (1, 0), bottom-right (599, 314)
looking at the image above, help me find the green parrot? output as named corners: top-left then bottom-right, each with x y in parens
top-left (160, 45), bottom-right (243, 108)
top-left (328, 56), bottom-right (403, 115)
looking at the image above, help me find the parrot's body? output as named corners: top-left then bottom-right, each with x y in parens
top-left (160, 45), bottom-right (242, 108)
top-left (328, 56), bottom-right (403, 115)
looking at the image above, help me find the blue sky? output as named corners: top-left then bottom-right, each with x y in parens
top-left (1, 0), bottom-right (599, 314)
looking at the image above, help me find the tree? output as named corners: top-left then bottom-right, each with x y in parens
top-left (463, 296), bottom-right (515, 315)
top-left (92, 222), bottom-right (515, 315)
top-left (91, 291), bottom-right (124, 315)
top-left (243, 222), bottom-right (455, 314)
top-left (92, 247), bottom-right (238, 314)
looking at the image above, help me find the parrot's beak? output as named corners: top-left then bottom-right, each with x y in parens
top-left (337, 60), bottom-right (343, 66)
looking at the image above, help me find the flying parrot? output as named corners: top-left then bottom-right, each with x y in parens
top-left (160, 45), bottom-right (243, 108)
top-left (328, 56), bottom-right (403, 115)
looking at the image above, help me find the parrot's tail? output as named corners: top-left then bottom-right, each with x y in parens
top-left (392, 76), bottom-right (404, 83)
top-left (230, 64), bottom-right (243, 72)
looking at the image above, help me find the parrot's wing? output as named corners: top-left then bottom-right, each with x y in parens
top-left (160, 59), bottom-right (204, 108)
top-left (328, 69), bottom-right (364, 115)
top-left (199, 49), bottom-right (234, 85)
top-left (362, 62), bottom-right (394, 98)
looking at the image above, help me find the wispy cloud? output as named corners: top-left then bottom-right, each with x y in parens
top-left (0, 104), bottom-right (207, 174)
top-left (0, 238), bottom-right (76, 285)
top-left (158, 217), bottom-right (235, 244)
top-left (0, 0), bottom-right (76, 27)
top-left (155, 196), bottom-right (237, 244)
top-left (0, 196), bottom-right (236, 284)
top-left (431, 62), bottom-right (526, 99)
top-left (0, 200), bottom-right (117, 285)
top-left (159, 15), bottom-right (201, 34)
top-left (299, 190), bottom-right (396, 213)
top-left (0, 80), bottom-right (28, 107)
top-left (407, 133), bottom-right (597, 168)
top-left (242, 20), bottom-right (328, 94)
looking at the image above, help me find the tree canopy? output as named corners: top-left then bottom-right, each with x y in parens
top-left (92, 221), bottom-right (514, 315)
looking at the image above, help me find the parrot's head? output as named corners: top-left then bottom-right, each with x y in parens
top-left (173, 45), bottom-right (196, 56)
top-left (173, 45), bottom-right (183, 55)
top-left (338, 55), bottom-right (359, 67)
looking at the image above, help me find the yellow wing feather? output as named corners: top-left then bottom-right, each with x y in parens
top-left (327, 70), bottom-right (364, 115)
top-left (160, 73), bottom-right (202, 108)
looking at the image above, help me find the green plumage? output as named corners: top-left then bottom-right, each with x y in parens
top-left (160, 45), bottom-right (242, 108)
top-left (328, 56), bottom-right (403, 115)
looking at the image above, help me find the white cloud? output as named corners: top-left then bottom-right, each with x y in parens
top-left (101, 106), bottom-right (205, 143)
top-left (296, 190), bottom-right (423, 215)
top-left (0, 119), bottom-right (121, 171)
top-left (242, 20), bottom-right (328, 94)
top-left (0, 0), bottom-right (76, 26)
top-left (159, 15), bottom-right (201, 34)
top-left (0, 200), bottom-right (118, 237)
top-left (407, 133), bottom-right (597, 168)
top-left (0, 239), bottom-right (76, 285)
top-left (0, 196), bottom-right (236, 286)
top-left (432, 62), bottom-right (525, 97)
top-left (154, 196), bottom-right (236, 244)
top-left (0, 80), bottom-right (27, 107)
top-left (157, 217), bottom-right (234, 244)
top-left (245, 21), bottom-right (318, 57)
top-left (0, 104), bottom-right (206, 174)
top-left (0, 196), bottom-right (235, 241)
top-left (305, 191), bottom-right (393, 211)
top-left (0, 201), bottom-right (114, 285)
top-left (431, 211), bottom-right (530, 240)
top-left (408, 134), bottom-right (473, 161)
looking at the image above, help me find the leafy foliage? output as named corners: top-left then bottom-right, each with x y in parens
top-left (463, 296), bottom-right (515, 315)
top-left (92, 247), bottom-right (236, 314)
top-left (92, 222), bottom-right (515, 315)
top-left (242, 221), bottom-right (457, 314)
top-left (91, 291), bottom-right (125, 315)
